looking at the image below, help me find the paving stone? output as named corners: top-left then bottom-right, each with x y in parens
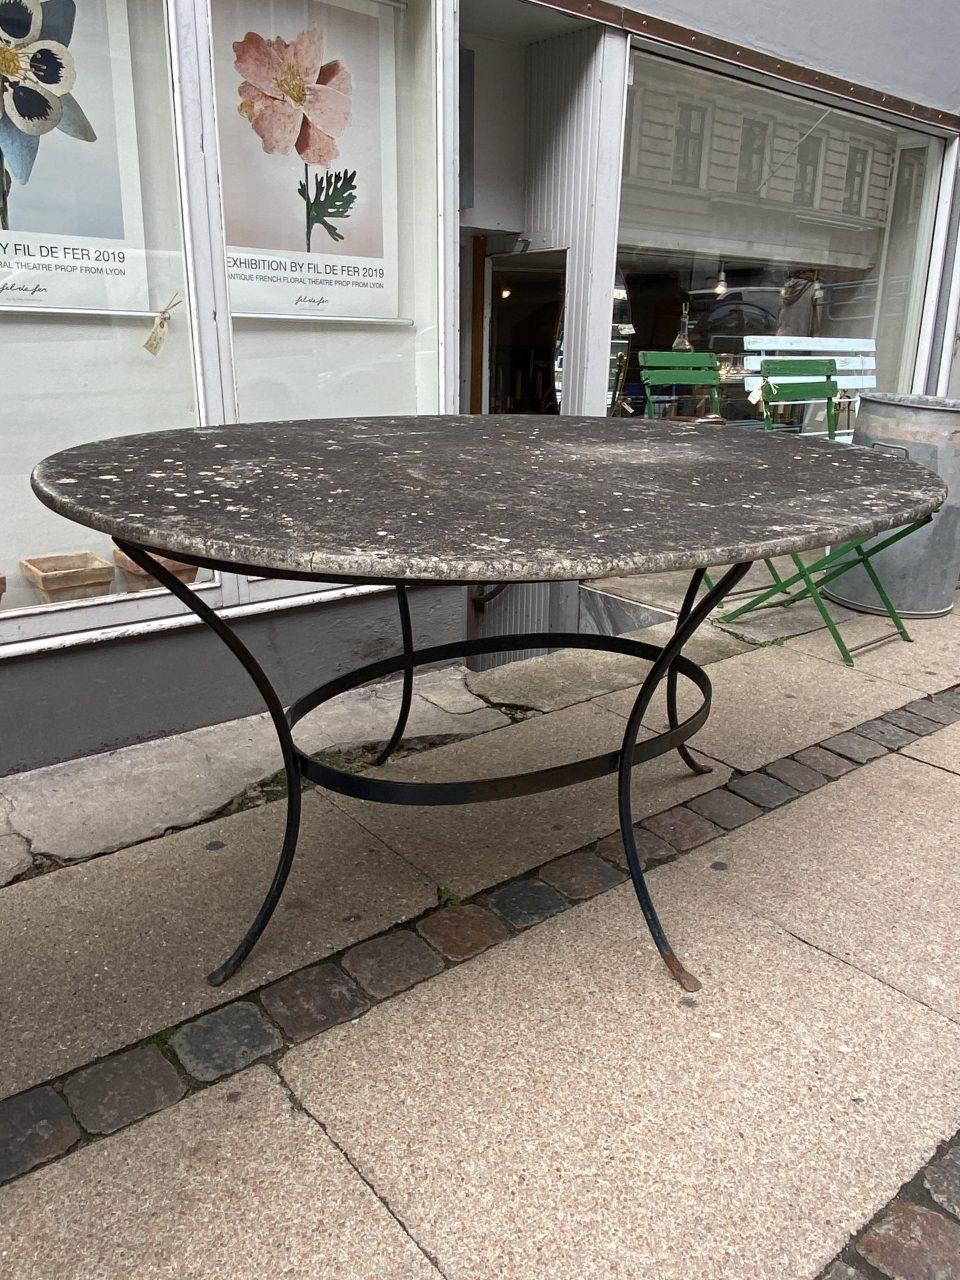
top-left (821, 732), bottom-right (888, 764)
top-left (169, 1002), bottom-right (283, 1082)
top-left (62, 1045), bottom-right (186, 1136)
top-left (764, 757), bottom-right (827, 793)
top-left (884, 707), bottom-right (945, 736)
top-left (855, 718), bottom-right (919, 749)
top-left (904, 698), bottom-right (960, 726)
top-left (857, 1201), bottom-right (960, 1279)
top-left (821, 1265), bottom-right (870, 1280)
top-left (0, 1087), bottom-right (80, 1183)
top-left (538, 849), bottom-right (627, 900)
top-left (642, 805), bottom-right (720, 851)
top-left (482, 879), bottom-right (568, 930)
top-left (260, 963), bottom-right (369, 1043)
top-left (925, 1146), bottom-right (960, 1219)
top-left (0, 1067), bottom-right (439, 1279)
top-left (930, 689), bottom-right (960, 715)
top-left (342, 930), bottom-right (445, 1000)
top-left (793, 745), bottom-right (856, 778)
top-left (686, 788), bottom-right (763, 830)
top-left (417, 903), bottom-right (511, 961)
top-left (727, 772), bottom-right (799, 809)
top-left (0, 833), bottom-right (32, 887)
top-left (595, 826), bottom-right (675, 871)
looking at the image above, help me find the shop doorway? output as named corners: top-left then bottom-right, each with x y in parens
top-left (487, 253), bottom-right (566, 415)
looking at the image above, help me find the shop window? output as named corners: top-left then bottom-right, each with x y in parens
top-left (843, 144), bottom-right (871, 215)
top-left (618, 49), bottom-right (945, 408)
top-left (672, 102), bottom-right (705, 188)
top-left (209, 0), bottom-right (439, 425)
top-left (794, 133), bottom-right (823, 208)
top-left (0, 1), bottom-right (206, 630)
top-left (737, 118), bottom-right (768, 194)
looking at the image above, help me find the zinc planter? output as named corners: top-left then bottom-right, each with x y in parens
top-left (824, 392), bottom-right (960, 618)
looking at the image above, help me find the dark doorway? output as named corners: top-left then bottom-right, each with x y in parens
top-left (488, 255), bottom-right (565, 414)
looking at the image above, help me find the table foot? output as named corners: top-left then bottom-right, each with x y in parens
top-left (663, 954), bottom-right (703, 993)
top-left (617, 564), bottom-right (751, 990)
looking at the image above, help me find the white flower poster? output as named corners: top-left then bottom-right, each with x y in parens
top-left (213, 0), bottom-right (400, 320)
top-left (0, 0), bottom-right (148, 312)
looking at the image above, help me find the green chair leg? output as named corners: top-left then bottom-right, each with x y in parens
top-left (854, 545), bottom-right (912, 642)
top-left (789, 553), bottom-right (855, 666)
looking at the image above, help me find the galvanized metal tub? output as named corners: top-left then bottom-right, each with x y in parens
top-left (824, 392), bottom-right (960, 618)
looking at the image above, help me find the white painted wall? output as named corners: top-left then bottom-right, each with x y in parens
top-left (621, 0), bottom-right (960, 115)
top-left (460, 35), bottom-right (527, 233)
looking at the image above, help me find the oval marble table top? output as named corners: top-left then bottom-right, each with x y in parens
top-left (32, 416), bottom-right (946, 583)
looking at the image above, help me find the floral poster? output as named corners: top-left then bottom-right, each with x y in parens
top-left (0, 0), bottom-right (147, 312)
top-left (213, 0), bottom-right (399, 320)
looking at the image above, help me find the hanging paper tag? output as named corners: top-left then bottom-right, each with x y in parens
top-left (143, 292), bottom-right (182, 357)
top-left (143, 313), bottom-right (169, 357)
top-left (748, 377), bottom-right (778, 406)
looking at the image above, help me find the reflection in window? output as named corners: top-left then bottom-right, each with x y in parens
top-left (843, 144), bottom-right (870, 215)
top-left (738, 119), bottom-right (768, 193)
top-left (673, 103), bottom-right (706, 187)
top-left (794, 134), bottom-right (822, 207)
top-left (617, 49), bottom-right (943, 397)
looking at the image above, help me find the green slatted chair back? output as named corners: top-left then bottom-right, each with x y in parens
top-left (759, 357), bottom-right (839, 440)
top-left (636, 351), bottom-right (721, 419)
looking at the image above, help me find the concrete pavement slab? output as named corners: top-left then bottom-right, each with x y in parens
top-left (465, 644), bottom-right (656, 713)
top-left (717, 597), bottom-right (862, 643)
top-left (785, 609), bottom-right (960, 692)
top-left (465, 628), bottom-right (749, 717)
top-left (688, 753), bottom-right (960, 1022)
top-left (327, 701), bottom-right (729, 897)
top-left (282, 868), bottom-right (960, 1280)
top-left (0, 676), bottom-right (508, 865)
top-left (0, 790), bottom-right (436, 1101)
top-left (903, 721), bottom-right (960, 775)
top-left (584, 558), bottom-right (799, 612)
top-left (0, 1066), bottom-right (440, 1280)
top-left (599, 646), bottom-right (913, 771)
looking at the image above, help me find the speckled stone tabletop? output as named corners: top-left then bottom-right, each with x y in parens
top-left (32, 416), bottom-right (946, 583)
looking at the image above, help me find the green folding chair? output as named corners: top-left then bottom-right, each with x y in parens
top-left (716, 356), bottom-right (925, 666)
top-left (758, 357), bottom-right (839, 440)
top-left (637, 351), bottom-right (720, 419)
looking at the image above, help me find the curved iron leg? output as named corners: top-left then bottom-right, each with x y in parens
top-left (669, 569), bottom-right (711, 776)
top-left (114, 541), bottom-right (302, 987)
top-left (618, 562), bottom-right (752, 992)
top-left (375, 584), bottom-right (414, 766)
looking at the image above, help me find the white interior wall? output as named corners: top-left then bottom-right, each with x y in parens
top-left (524, 26), bottom-right (630, 414)
top-left (459, 35), bottom-right (527, 234)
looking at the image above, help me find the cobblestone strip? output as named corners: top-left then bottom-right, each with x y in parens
top-left (0, 684), bottom-right (956, 1191)
top-left (817, 1130), bottom-right (960, 1279)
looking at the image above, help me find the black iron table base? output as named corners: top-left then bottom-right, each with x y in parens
top-left (116, 540), bottom-right (752, 993)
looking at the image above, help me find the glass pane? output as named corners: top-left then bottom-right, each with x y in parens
top-left (210, 0), bottom-right (440, 422)
top-left (616, 49), bottom-right (943, 421)
top-left (0, 1), bottom-right (204, 614)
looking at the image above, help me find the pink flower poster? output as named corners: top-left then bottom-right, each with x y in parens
top-left (213, 0), bottom-right (399, 320)
top-left (0, 0), bottom-right (148, 313)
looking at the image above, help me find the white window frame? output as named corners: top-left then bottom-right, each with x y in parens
top-left (793, 130), bottom-right (825, 209)
top-left (672, 99), bottom-right (710, 189)
top-left (842, 138), bottom-right (873, 217)
top-left (1, 0), bottom-right (450, 657)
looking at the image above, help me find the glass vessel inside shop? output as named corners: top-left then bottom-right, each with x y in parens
top-left (610, 48), bottom-right (945, 420)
